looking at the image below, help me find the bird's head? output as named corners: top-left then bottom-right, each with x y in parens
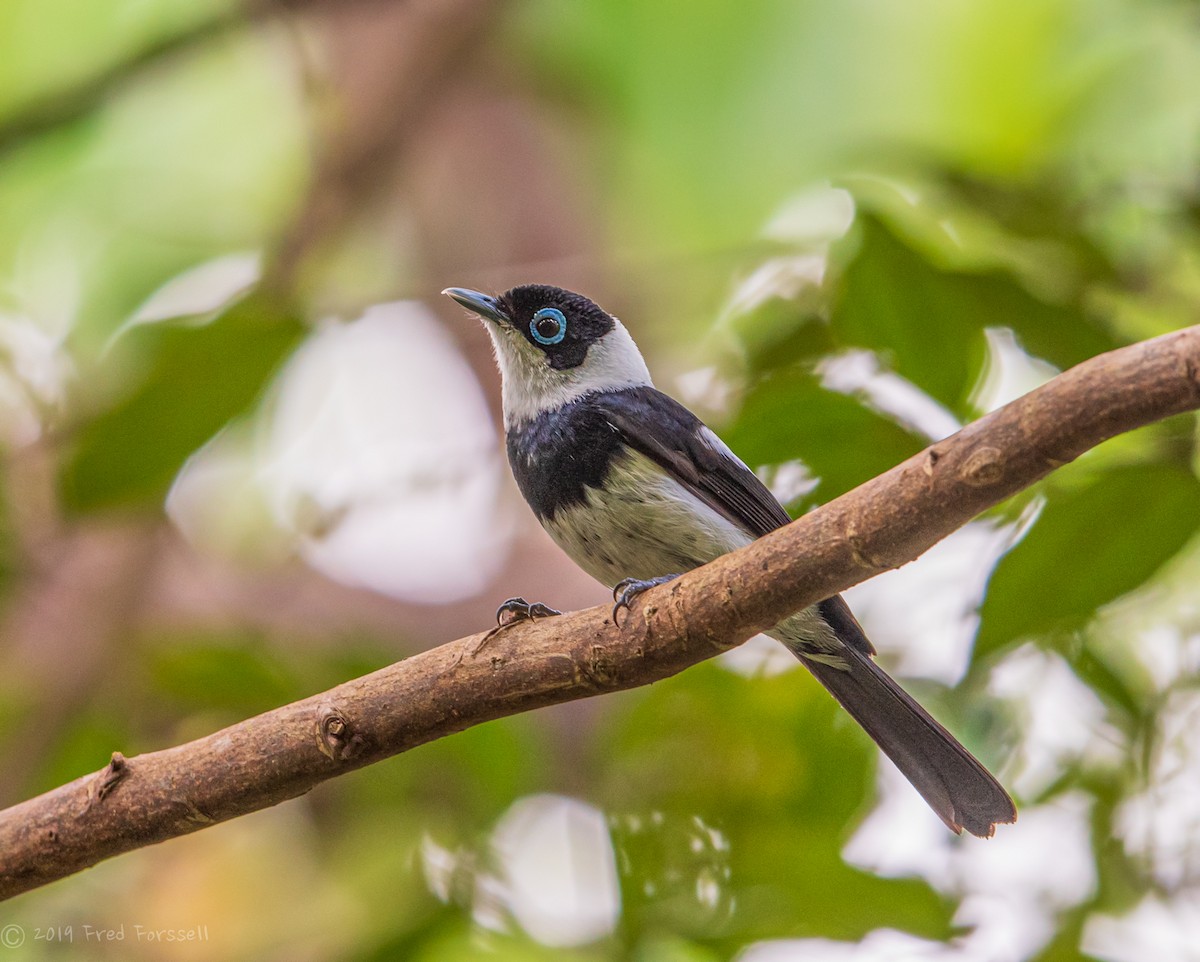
top-left (444, 284), bottom-right (652, 426)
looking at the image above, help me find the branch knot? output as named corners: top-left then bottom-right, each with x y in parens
top-left (317, 706), bottom-right (365, 763)
top-left (961, 445), bottom-right (1004, 487)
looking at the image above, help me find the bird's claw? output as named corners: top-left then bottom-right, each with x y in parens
top-left (470, 597), bottom-right (563, 658)
top-left (494, 596), bottom-right (562, 628)
top-left (611, 575), bottom-right (680, 625)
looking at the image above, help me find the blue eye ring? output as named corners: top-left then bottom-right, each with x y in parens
top-left (530, 307), bottom-right (567, 345)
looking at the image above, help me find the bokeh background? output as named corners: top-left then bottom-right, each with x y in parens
top-left (2, 0), bottom-right (1200, 959)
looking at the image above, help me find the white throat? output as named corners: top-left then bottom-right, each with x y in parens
top-left (487, 317), bottom-right (653, 426)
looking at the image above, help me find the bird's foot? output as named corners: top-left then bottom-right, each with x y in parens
top-left (612, 574), bottom-right (680, 625)
top-left (471, 597), bottom-right (563, 657)
top-left (494, 596), bottom-right (562, 628)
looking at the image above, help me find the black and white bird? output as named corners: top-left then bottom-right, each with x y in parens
top-left (445, 283), bottom-right (1015, 838)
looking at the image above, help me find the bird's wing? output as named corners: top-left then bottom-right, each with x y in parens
top-left (597, 387), bottom-right (875, 658)
top-left (593, 386), bottom-right (792, 538)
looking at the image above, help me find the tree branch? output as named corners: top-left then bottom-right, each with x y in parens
top-left (2, 325), bottom-right (1198, 900)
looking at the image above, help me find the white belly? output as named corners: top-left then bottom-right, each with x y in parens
top-left (541, 451), bottom-right (751, 589)
top-left (542, 450), bottom-right (842, 656)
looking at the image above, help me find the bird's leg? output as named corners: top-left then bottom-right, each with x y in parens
top-left (612, 574), bottom-right (681, 624)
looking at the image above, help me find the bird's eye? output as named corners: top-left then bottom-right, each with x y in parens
top-left (530, 307), bottom-right (567, 345)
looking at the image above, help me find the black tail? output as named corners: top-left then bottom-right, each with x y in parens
top-left (795, 599), bottom-right (1016, 838)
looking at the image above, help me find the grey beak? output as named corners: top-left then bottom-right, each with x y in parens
top-left (442, 287), bottom-right (509, 325)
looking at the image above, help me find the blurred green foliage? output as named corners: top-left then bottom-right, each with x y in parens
top-left (1, 0), bottom-right (1199, 960)
top-left (977, 462), bottom-right (1200, 658)
top-left (61, 296), bottom-right (306, 511)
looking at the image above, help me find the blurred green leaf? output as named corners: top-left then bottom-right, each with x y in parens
top-left (145, 635), bottom-right (305, 717)
top-left (0, 0), bottom-right (226, 126)
top-left (727, 295), bottom-right (836, 374)
top-left (832, 216), bottom-right (986, 410)
top-left (730, 823), bottom-right (952, 944)
top-left (410, 925), bottom-right (598, 962)
top-left (977, 461), bottom-right (1200, 657)
top-left (599, 665), bottom-right (955, 946)
top-left (1070, 645), bottom-right (1144, 721)
top-left (723, 367), bottom-right (928, 504)
top-left (394, 713), bottom-right (551, 825)
top-left (328, 813), bottom-right (451, 960)
top-left (833, 216), bottom-right (1114, 412)
top-left (1002, 290), bottom-right (1122, 377)
top-left (59, 295), bottom-right (303, 512)
top-left (32, 708), bottom-right (133, 797)
top-left (632, 936), bottom-right (723, 962)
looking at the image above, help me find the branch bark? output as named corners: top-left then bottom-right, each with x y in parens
top-left (2, 325), bottom-right (1198, 900)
